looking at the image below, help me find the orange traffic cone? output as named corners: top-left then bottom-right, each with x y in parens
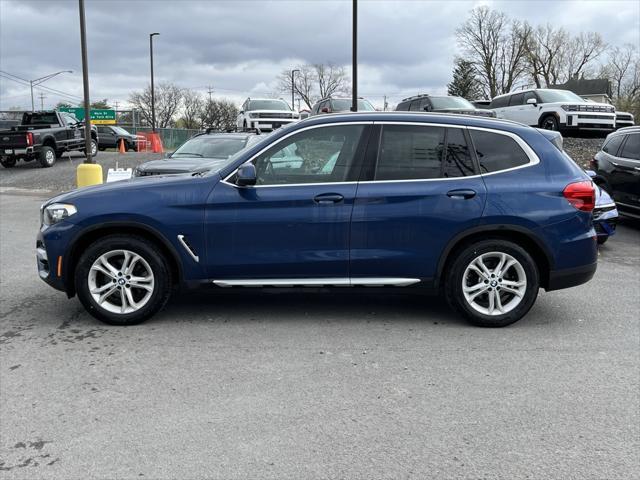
top-left (118, 138), bottom-right (126, 154)
top-left (151, 133), bottom-right (164, 153)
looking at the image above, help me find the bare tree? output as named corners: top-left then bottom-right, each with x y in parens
top-left (523, 23), bottom-right (568, 87)
top-left (181, 89), bottom-right (204, 129)
top-left (129, 82), bottom-right (183, 128)
top-left (200, 99), bottom-right (238, 131)
top-left (601, 44), bottom-right (640, 118)
top-left (277, 63), bottom-right (351, 109)
top-left (563, 32), bottom-right (607, 80)
top-left (456, 6), bottom-right (529, 98)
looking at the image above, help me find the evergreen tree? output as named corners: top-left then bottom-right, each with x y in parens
top-left (447, 59), bottom-right (483, 99)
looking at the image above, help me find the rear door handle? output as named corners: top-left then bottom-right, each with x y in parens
top-left (447, 189), bottom-right (476, 199)
top-left (314, 193), bottom-right (344, 204)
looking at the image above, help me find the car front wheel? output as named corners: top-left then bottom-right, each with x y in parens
top-left (445, 240), bottom-right (539, 327)
top-left (75, 235), bottom-right (172, 325)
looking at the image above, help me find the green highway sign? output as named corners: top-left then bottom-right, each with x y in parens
top-left (59, 107), bottom-right (116, 124)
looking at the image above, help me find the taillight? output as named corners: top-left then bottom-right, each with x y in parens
top-left (563, 181), bottom-right (595, 212)
top-left (26, 132), bottom-right (34, 146)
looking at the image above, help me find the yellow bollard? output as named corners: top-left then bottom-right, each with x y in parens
top-left (76, 163), bottom-right (103, 188)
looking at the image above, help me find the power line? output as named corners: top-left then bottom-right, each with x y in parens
top-left (0, 70), bottom-right (83, 101)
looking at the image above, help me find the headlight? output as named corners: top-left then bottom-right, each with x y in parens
top-left (41, 203), bottom-right (77, 226)
top-left (249, 113), bottom-right (258, 118)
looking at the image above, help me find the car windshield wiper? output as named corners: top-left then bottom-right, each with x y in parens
top-left (173, 152), bottom-right (203, 157)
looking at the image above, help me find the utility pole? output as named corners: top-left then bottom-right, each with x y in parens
top-left (114, 101), bottom-right (119, 124)
top-left (149, 32), bottom-right (160, 132)
top-left (29, 70), bottom-right (73, 112)
top-left (383, 95), bottom-right (388, 111)
top-left (290, 69), bottom-right (300, 111)
top-left (351, 0), bottom-right (358, 112)
top-left (78, 0), bottom-right (93, 164)
top-left (39, 92), bottom-right (46, 110)
top-left (207, 85), bottom-right (214, 103)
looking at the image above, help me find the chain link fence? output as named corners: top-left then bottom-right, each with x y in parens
top-left (128, 127), bottom-right (202, 150)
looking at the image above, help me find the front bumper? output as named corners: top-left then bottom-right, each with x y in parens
top-left (563, 113), bottom-right (616, 130)
top-left (249, 119), bottom-right (297, 130)
top-left (36, 222), bottom-right (78, 294)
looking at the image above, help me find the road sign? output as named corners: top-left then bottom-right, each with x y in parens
top-left (59, 107), bottom-right (116, 124)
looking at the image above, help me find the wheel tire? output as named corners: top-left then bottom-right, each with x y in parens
top-left (84, 139), bottom-right (98, 158)
top-left (243, 120), bottom-right (248, 131)
top-left (445, 239), bottom-right (540, 327)
top-left (0, 157), bottom-right (16, 168)
top-left (540, 115), bottom-right (559, 131)
top-left (597, 236), bottom-right (608, 245)
top-left (74, 235), bottom-right (172, 325)
top-left (39, 146), bottom-right (56, 168)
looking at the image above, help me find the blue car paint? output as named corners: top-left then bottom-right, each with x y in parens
top-left (38, 112), bottom-right (598, 296)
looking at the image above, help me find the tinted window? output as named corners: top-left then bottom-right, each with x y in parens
top-left (443, 128), bottom-right (475, 177)
top-left (470, 130), bottom-right (530, 173)
top-left (376, 125), bottom-right (445, 180)
top-left (602, 135), bottom-right (624, 155)
top-left (97, 126), bottom-right (109, 134)
top-left (620, 133), bottom-right (640, 160)
top-left (396, 101), bottom-right (410, 111)
top-left (490, 96), bottom-right (509, 109)
top-left (523, 91), bottom-right (537, 103)
top-left (409, 100), bottom-right (423, 111)
top-left (249, 100), bottom-right (290, 111)
top-left (509, 93), bottom-right (524, 106)
top-left (430, 96), bottom-right (475, 109)
top-left (253, 125), bottom-right (364, 185)
top-left (537, 90), bottom-right (586, 103)
top-left (330, 99), bottom-right (375, 112)
top-left (173, 136), bottom-right (248, 159)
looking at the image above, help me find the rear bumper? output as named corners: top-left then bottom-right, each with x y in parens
top-left (547, 261), bottom-right (597, 291)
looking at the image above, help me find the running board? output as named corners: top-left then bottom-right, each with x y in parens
top-left (212, 278), bottom-right (420, 287)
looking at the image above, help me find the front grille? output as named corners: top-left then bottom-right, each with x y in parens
top-left (258, 113), bottom-right (292, 119)
top-left (616, 113), bottom-right (633, 121)
top-left (135, 170), bottom-right (159, 177)
top-left (578, 114), bottom-right (615, 120)
top-left (564, 105), bottom-right (615, 113)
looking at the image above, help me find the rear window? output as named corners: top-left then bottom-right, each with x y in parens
top-left (469, 130), bottom-right (530, 173)
top-left (375, 125), bottom-right (475, 180)
top-left (602, 135), bottom-right (624, 155)
top-left (620, 133), bottom-right (639, 160)
top-left (395, 101), bottom-right (410, 111)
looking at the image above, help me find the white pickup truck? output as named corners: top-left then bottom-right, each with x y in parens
top-left (489, 88), bottom-right (616, 133)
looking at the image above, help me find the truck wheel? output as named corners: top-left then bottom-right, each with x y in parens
top-left (540, 115), bottom-right (559, 131)
top-left (39, 146), bottom-right (56, 168)
top-left (84, 139), bottom-right (98, 158)
top-left (74, 235), bottom-right (172, 325)
top-left (445, 239), bottom-right (539, 327)
top-left (0, 157), bottom-right (17, 168)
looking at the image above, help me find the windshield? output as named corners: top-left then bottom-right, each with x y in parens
top-left (112, 126), bottom-right (131, 135)
top-left (249, 100), bottom-right (290, 111)
top-left (537, 90), bottom-right (586, 103)
top-left (173, 136), bottom-right (248, 159)
top-left (430, 96), bottom-right (475, 109)
top-left (331, 99), bottom-right (376, 111)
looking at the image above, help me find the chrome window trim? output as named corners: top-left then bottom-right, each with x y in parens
top-left (213, 277), bottom-right (420, 287)
top-left (221, 121), bottom-right (373, 188)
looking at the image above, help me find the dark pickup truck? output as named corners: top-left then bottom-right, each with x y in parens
top-left (0, 111), bottom-right (98, 168)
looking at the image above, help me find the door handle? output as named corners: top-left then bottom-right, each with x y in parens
top-left (314, 193), bottom-right (344, 204)
top-left (447, 189), bottom-right (476, 199)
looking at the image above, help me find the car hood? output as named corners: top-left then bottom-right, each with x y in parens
top-left (136, 157), bottom-right (228, 174)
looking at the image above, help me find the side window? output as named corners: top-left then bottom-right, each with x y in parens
top-left (419, 98), bottom-right (431, 111)
top-left (470, 130), bottom-right (531, 173)
top-left (375, 125), bottom-right (445, 180)
top-left (443, 128), bottom-right (475, 177)
top-left (409, 100), bottom-right (422, 112)
top-left (523, 91), bottom-right (537, 104)
top-left (602, 135), bottom-right (624, 155)
top-left (396, 101), bottom-right (409, 111)
top-left (620, 134), bottom-right (640, 160)
top-left (252, 125), bottom-right (364, 185)
top-left (97, 126), bottom-right (107, 134)
top-left (509, 93), bottom-right (524, 106)
top-left (490, 96), bottom-right (509, 109)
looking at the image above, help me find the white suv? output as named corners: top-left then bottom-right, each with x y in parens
top-left (237, 98), bottom-right (299, 132)
top-left (489, 89), bottom-right (616, 133)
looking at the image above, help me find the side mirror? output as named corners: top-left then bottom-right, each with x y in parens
top-left (526, 98), bottom-right (537, 106)
top-left (236, 163), bottom-right (256, 186)
top-left (239, 110), bottom-right (244, 115)
top-left (321, 107), bottom-right (329, 113)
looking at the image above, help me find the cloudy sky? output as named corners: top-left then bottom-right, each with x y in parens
top-left (1, 0), bottom-right (638, 111)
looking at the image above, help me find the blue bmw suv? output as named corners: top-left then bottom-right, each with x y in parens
top-left (37, 113), bottom-right (597, 327)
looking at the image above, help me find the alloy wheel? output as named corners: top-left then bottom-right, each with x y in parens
top-left (88, 249), bottom-right (155, 314)
top-left (462, 252), bottom-right (527, 316)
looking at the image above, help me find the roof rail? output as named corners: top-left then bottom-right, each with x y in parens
top-left (400, 94), bottom-right (430, 102)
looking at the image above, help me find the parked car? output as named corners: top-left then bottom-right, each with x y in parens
top-left (97, 125), bottom-right (138, 151)
top-left (236, 98), bottom-right (299, 132)
top-left (615, 112), bottom-right (635, 129)
top-left (309, 97), bottom-right (375, 116)
top-left (395, 94), bottom-right (496, 118)
top-left (489, 89), bottom-right (616, 133)
top-left (0, 110), bottom-right (98, 168)
top-left (471, 99), bottom-right (492, 109)
top-left (37, 112), bottom-right (597, 328)
top-left (590, 126), bottom-right (640, 219)
top-left (589, 174), bottom-right (619, 244)
top-left (134, 131), bottom-right (265, 177)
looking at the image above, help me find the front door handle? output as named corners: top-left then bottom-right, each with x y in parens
top-left (447, 189), bottom-right (476, 199)
top-left (314, 193), bottom-right (344, 204)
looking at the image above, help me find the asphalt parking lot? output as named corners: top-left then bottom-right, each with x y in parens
top-left (0, 156), bottom-right (639, 479)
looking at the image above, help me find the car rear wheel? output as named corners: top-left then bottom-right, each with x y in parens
top-left (445, 240), bottom-right (539, 327)
top-left (39, 146), bottom-right (56, 168)
top-left (75, 235), bottom-right (172, 325)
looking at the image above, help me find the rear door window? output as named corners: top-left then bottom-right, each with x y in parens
top-left (442, 128), bottom-right (475, 177)
top-left (509, 93), bottom-right (524, 106)
top-left (490, 96), bottom-right (509, 109)
top-left (409, 100), bottom-right (423, 112)
top-left (602, 135), bottom-right (625, 156)
top-left (469, 129), bottom-right (531, 173)
top-left (620, 134), bottom-right (640, 160)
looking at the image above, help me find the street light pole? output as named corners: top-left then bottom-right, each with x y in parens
top-left (78, 0), bottom-right (93, 164)
top-left (29, 70), bottom-right (73, 112)
top-left (351, 0), bottom-right (357, 112)
top-left (291, 69), bottom-right (300, 111)
top-left (149, 32), bottom-right (160, 132)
